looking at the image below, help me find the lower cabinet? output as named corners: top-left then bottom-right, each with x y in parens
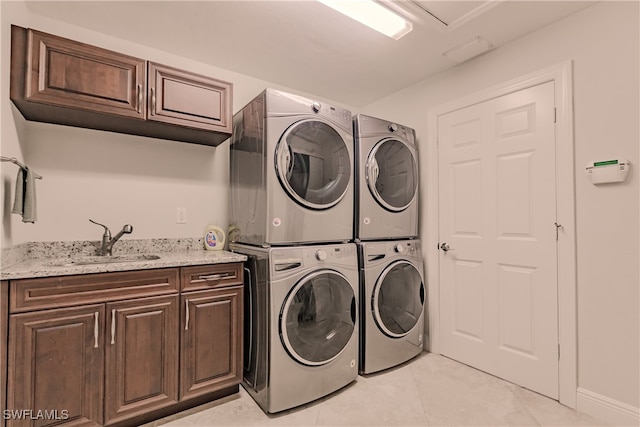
top-left (105, 295), bottom-right (179, 425)
top-left (8, 305), bottom-right (105, 427)
top-left (180, 287), bottom-right (243, 400)
top-left (4, 264), bottom-right (243, 427)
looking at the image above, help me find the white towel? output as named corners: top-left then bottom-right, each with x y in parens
top-left (11, 167), bottom-right (38, 223)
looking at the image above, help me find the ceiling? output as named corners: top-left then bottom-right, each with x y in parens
top-left (25, 0), bottom-right (595, 107)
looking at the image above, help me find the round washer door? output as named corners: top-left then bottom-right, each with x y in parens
top-left (372, 260), bottom-right (424, 338)
top-left (366, 138), bottom-right (418, 212)
top-left (275, 119), bottom-right (352, 210)
top-left (280, 269), bottom-right (356, 366)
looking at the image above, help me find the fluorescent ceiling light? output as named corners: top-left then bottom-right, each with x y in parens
top-left (318, 0), bottom-right (413, 40)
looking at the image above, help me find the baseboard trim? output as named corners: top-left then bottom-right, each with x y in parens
top-left (577, 387), bottom-right (640, 426)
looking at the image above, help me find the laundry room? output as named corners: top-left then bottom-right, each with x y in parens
top-left (0, 1), bottom-right (638, 427)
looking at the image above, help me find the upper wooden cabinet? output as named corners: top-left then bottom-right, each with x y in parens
top-left (22, 29), bottom-right (146, 120)
top-left (10, 25), bottom-right (233, 146)
top-left (148, 63), bottom-right (232, 134)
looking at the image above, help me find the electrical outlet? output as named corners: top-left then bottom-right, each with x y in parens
top-left (176, 208), bottom-right (187, 224)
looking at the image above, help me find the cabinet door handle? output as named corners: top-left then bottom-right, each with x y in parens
top-left (137, 84), bottom-right (142, 114)
top-left (94, 312), bottom-right (99, 348)
top-left (111, 309), bottom-right (116, 345)
top-left (198, 273), bottom-right (229, 282)
top-left (150, 87), bottom-right (156, 115)
top-left (185, 299), bottom-right (190, 331)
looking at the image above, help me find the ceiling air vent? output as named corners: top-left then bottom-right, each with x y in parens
top-left (442, 36), bottom-right (493, 64)
top-left (407, 0), bottom-right (501, 30)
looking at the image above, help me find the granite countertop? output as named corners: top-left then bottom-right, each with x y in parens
top-left (1, 238), bottom-right (247, 281)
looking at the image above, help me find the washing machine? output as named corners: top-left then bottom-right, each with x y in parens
top-left (231, 242), bottom-right (359, 413)
top-left (358, 239), bottom-right (425, 374)
top-left (230, 89), bottom-right (354, 246)
top-left (353, 114), bottom-right (419, 241)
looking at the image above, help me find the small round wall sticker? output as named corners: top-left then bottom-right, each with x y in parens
top-left (272, 217), bottom-right (282, 227)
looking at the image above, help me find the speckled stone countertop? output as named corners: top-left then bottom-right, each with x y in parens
top-left (1, 238), bottom-right (247, 280)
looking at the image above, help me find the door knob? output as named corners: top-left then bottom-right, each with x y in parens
top-left (440, 242), bottom-right (453, 252)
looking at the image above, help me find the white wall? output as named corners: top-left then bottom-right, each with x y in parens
top-left (362, 0), bottom-right (639, 419)
top-left (0, 1), bottom-right (355, 249)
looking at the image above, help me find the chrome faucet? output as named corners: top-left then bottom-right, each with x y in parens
top-left (89, 219), bottom-right (133, 256)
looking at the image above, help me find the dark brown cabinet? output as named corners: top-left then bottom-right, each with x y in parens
top-left (11, 25), bottom-right (233, 146)
top-left (2, 264), bottom-right (242, 427)
top-left (1, 281), bottom-right (7, 427)
top-left (20, 28), bottom-right (146, 120)
top-left (180, 287), bottom-right (243, 400)
top-left (104, 296), bottom-right (179, 425)
top-left (7, 305), bottom-right (105, 427)
top-left (148, 63), bottom-right (232, 134)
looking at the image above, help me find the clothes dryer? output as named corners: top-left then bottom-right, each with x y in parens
top-left (358, 239), bottom-right (425, 374)
top-left (231, 242), bottom-right (359, 413)
top-left (353, 114), bottom-right (418, 240)
top-left (230, 89), bottom-right (354, 246)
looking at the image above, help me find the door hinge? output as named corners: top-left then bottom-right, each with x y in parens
top-left (555, 222), bottom-right (563, 241)
top-left (554, 108), bottom-right (557, 123)
top-left (558, 344), bottom-right (560, 360)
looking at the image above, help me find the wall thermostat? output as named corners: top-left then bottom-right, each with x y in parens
top-left (586, 159), bottom-right (630, 184)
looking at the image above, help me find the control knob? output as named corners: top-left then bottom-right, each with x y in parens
top-left (312, 101), bottom-right (321, 113)
top-left (388, 123), bottom-right (398, 132)
top-left (315, 250), bottom-right (327, 261)
top-left (394, 243), bottom-right (405, 254)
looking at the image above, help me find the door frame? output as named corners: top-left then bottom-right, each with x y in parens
top-left (425, 61), bottom-right (577, 408)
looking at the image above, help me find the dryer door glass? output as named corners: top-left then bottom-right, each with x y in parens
top-left (280, 270), bottom-right (356, 366)
top-left (276, 119), bottom-right (351, 210)
top-left (366, 139), bottom-right (418, 212)
top-left (373, 260), bottom-right (424, 338)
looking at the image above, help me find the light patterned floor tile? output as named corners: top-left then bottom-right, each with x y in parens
top-left (315, 360), bottom-right (429, 426)
top-left (147, 352), bottom-right (608, 427)
top-left (512, 385), bottom-right (609, 426)
top-left (410, 353), bottom-right (540, 426)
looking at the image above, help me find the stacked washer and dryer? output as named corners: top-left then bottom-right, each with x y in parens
top-left (353, 114), bottom-right (425, 375)
top-left (229, 89), bottom-right (359, 414)
top-left (228, 90), bottom-right (425, 414)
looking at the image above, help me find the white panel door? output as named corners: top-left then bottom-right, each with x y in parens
top-left (438, 82), bottom-right (558, 399)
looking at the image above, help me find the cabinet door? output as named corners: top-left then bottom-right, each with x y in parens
top-left (148, 62), bottom-right (232, 134)
top-left (7, 305), bottom-right (104, 427)
top-left (24, 29), bottom-right (145, 119)
top-left (1, 282), bottom-right (7, 427)
top-left (180, 287), bottom-right (243, 400)
top-left (104, 295), bottom-right (179, 425)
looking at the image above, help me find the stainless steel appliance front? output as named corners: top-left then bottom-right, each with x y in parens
top-left (230, 89), bottom-right (354, 246)
top-left (233, 242), bottom-right (359, 413)
top-left (358, 239), bottom-right (425, 374)
top-left (353, 114), bottom-right (419, 240)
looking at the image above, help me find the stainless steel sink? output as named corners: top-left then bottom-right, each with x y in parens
top-left (46, 254), bottom-right (160, 267)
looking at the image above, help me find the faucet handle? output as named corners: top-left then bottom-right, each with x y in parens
top-left (89, 219), bottom-right (111, 237)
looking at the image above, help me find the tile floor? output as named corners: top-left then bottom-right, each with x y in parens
top-left (146, 352), bottom-right (607, 427)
